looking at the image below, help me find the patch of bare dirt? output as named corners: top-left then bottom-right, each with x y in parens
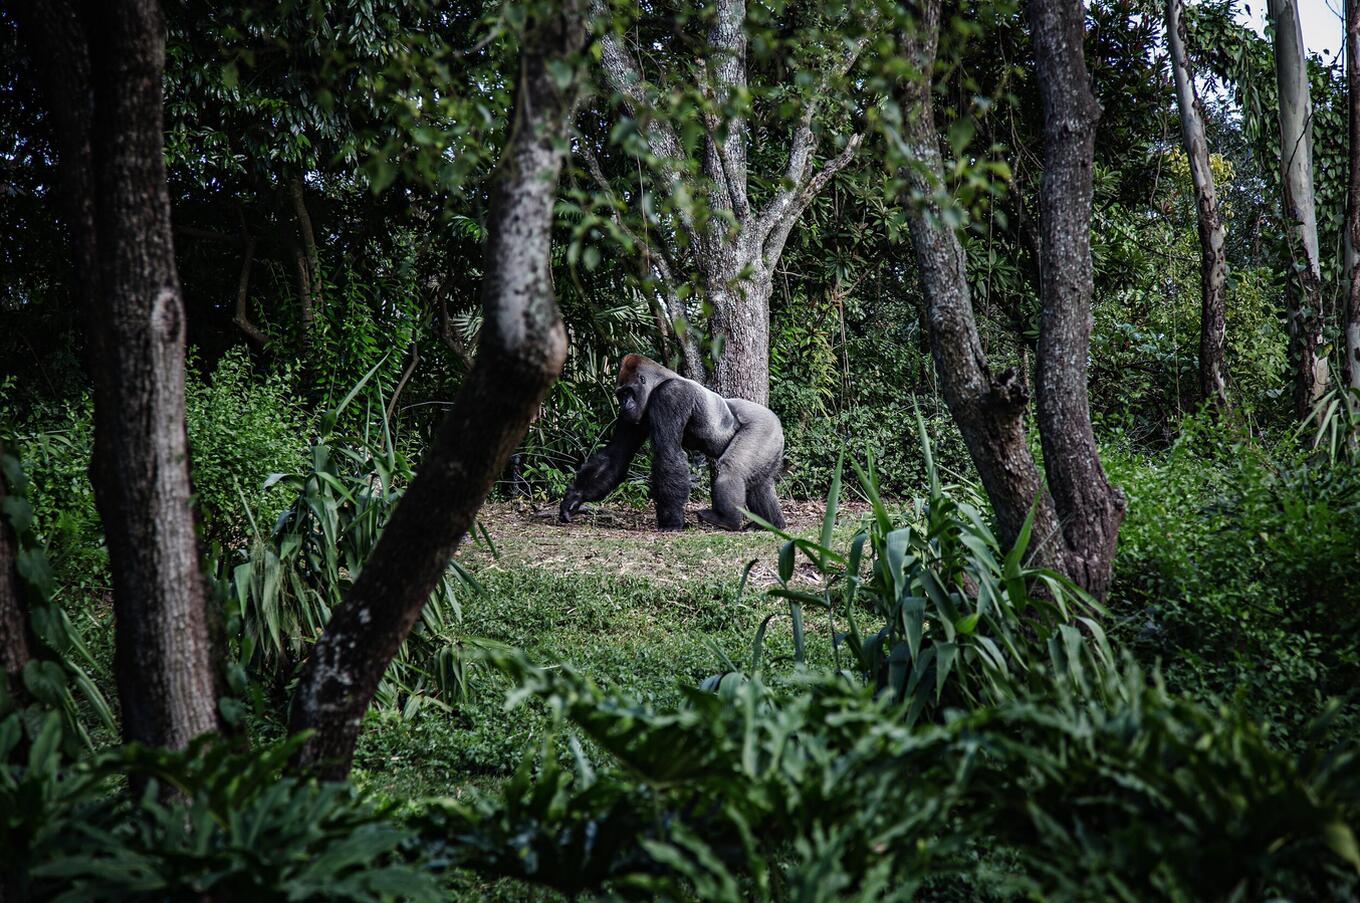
top-left (459, 499), bottom-right (870, 587)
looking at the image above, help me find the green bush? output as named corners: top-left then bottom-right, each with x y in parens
top-left (4, 732), bottom-right (441, 903)
top-left (1105, 413), bottom-right (1360, 744)
top-left (185, 348), bottom-right (310, 544)
top-left (749, 421), bottom-right (1114, 726)
top-left (780, 400), bottom-right (970, 499)
top-left (424, 649), bottom-right (1360, 901)
top-left (222, 391), bottom-right (476, 715)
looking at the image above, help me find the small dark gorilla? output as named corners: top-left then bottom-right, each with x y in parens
top-left (560, 354), bottom-right (786, 531)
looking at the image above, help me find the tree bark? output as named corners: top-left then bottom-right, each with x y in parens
top-left (1347, 0), bottom-right (1360, 393)
top-left (1027, 0), bottom-right (1126, 599)
top-left (0, 442), bottom-right (33, 695)
top-left (15, 0), bottom-right (223, 749)
top-left (1166, 0), bottom-right (1229, 410)
top-left (1269, 0), bottom-right (1328, 418)
top-left (290, 177), bottom-right (322, 344)
top-left (593, 0), bottom-right (870, 403)
top-left (288, 3), bottom-right (586, 779)
top-left (898, 0), bottom-right (1060, 556)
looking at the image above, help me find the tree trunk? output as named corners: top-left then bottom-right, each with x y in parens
top-left (233, 233), bottom-right (267, 346)
top-left (288, 3), bottom-right (585, 779)
top-left (1166, 0), bottom-right (1229, 410)
top-left (594, 0), bottom-right (870, 403)
top-left (1269, 0), bottom-right (1328, 418)
top-left (898, 0), bottom-right (1060, 556)
top-left (0, 442), bottom-right (33, 695)
top-left (709, 265), bottom-right (774, 404)
top-left (1347, 0), bottom-right (1360, 393)
top-left (15, 0), bottom-right (223, 749)
top-left (1027, 0), bottom-right (1126, 600)
top-left (290, 177), bottom-right (322, 345)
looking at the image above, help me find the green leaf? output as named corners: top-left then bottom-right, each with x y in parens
top-left (22, 659), bottom-right (68, 707)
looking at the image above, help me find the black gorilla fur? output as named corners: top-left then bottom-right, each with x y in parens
top-left (560, 354), bottom-right (787, 531)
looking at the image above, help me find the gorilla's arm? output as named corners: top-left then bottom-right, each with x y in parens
top-left (645, 380), bottom-right (694, 530)
top-left (559, 418), bottom-right (647, 521)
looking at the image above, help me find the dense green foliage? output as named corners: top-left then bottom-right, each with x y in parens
top-left (5, 0), bottom-right (1360, 898)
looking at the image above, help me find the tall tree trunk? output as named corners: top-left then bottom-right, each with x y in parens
top-left (290, 177), bottom-right (322, 346)
top-left (1027, 0), bottom-right (1126, 599)
top-left (1166, 0), bottom-right (1229, 410)
top-left (1347, 0), bottom-right (1360, 393)
top-left (899, 0), bottom-right (1060, 556)
top-left (15, 0), bottom-right (223, 749)
top-left (0, 442), bottom-right (33, 696)
top-left (1269, 0), bottom-right (1328, 418)
top-left (288, 3), bottom-right (586, 779)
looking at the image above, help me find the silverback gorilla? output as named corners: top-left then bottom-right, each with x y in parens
top-left (559, 354), bottom-right (786, 531)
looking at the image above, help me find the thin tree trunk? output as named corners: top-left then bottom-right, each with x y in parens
top-left (899, 0), bottom-right (1060, 556)
top-left (16, 0), bottom-right (223, 749)
top-left (233, 233), bottom-right (267, 346)
top-left (1027, 0), bottom-right (1126, 600)
top-left (290, 177), bottom-right (322, 344)
top-left (1166, 0), bottom-right (1229, 410)
top-left (288, 3), bottom-right (586, 779)
top-left (1347, 0), bottom-right (1360, 392)
top-left (1269, 0), bottom-right (1328, 418)
top-left (384, 341), bottom-right (420, 429)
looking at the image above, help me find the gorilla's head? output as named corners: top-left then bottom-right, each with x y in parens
top-left (616, 353), bottom-right (664, 424)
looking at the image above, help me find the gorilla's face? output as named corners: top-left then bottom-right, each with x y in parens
top-left (617, 384), bottom-right (643, 423)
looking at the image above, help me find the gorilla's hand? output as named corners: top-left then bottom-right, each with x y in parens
top-left (559, 488), bottom-right (584, 522)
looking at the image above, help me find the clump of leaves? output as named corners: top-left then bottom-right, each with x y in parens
top-left (424, 646), bottom-right (1360, 902)
top-left (223, 365), bottom-right (479, 716)
top-left (18, 736), bottom-right (441, 903)
top-left (746, 414), bottom-right (1115, 723)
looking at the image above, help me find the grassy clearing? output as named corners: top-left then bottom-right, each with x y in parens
top-left (350, 499), bottom-right (866, 803)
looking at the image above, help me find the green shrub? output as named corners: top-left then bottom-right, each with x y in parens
top-left (5, 733), bottom-right (441, 903)
top-left (1105, 413), bottom-right (1360, 744)
top-left (222, 389), bottom-right (475, 715)
top-left (424, 648), bottom-right (1360, 901)
top-left (748, 421), bottom-right (1114, 726)
top-left (185, 348), bottom-right (310, 544)
top-left (780, 400), bottom-right (970, 499)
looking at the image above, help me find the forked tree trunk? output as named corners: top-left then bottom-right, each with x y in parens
top-left (288, 3), bottom-right (586, 779)
top-left (1166, 0), bottom-right (1229, 410)
top-left (898, 0), bottom-right (1059, 555)
top-left (1347, 0), bottom-right (1360, 392)
top-left (16, 0), bottom-right (223, 750)
top-left (594, 0), bottom-right (869, 404)
top-left (1027, 0), bottom-right (1126, 599)
top-left (899, 0), bottom-right (1121, 600)
top-left (1269, 0), bottom-right (1329, 417)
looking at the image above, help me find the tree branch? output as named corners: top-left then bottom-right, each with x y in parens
top-left (752, 27), bottom-right (874, 246)
top-left (592, 0), bottom-right (700, 247)
top-left (233, 234), bottom-right (267, 346)
top-left (700, 0), bottom-right (748, 220)
top-left (384, 341), bottom-right (420, 430)
top-left (760, 132), bottom-right (863, 266)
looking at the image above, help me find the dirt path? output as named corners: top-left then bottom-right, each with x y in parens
top-left (459, 499), bottom-right (873, 588)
